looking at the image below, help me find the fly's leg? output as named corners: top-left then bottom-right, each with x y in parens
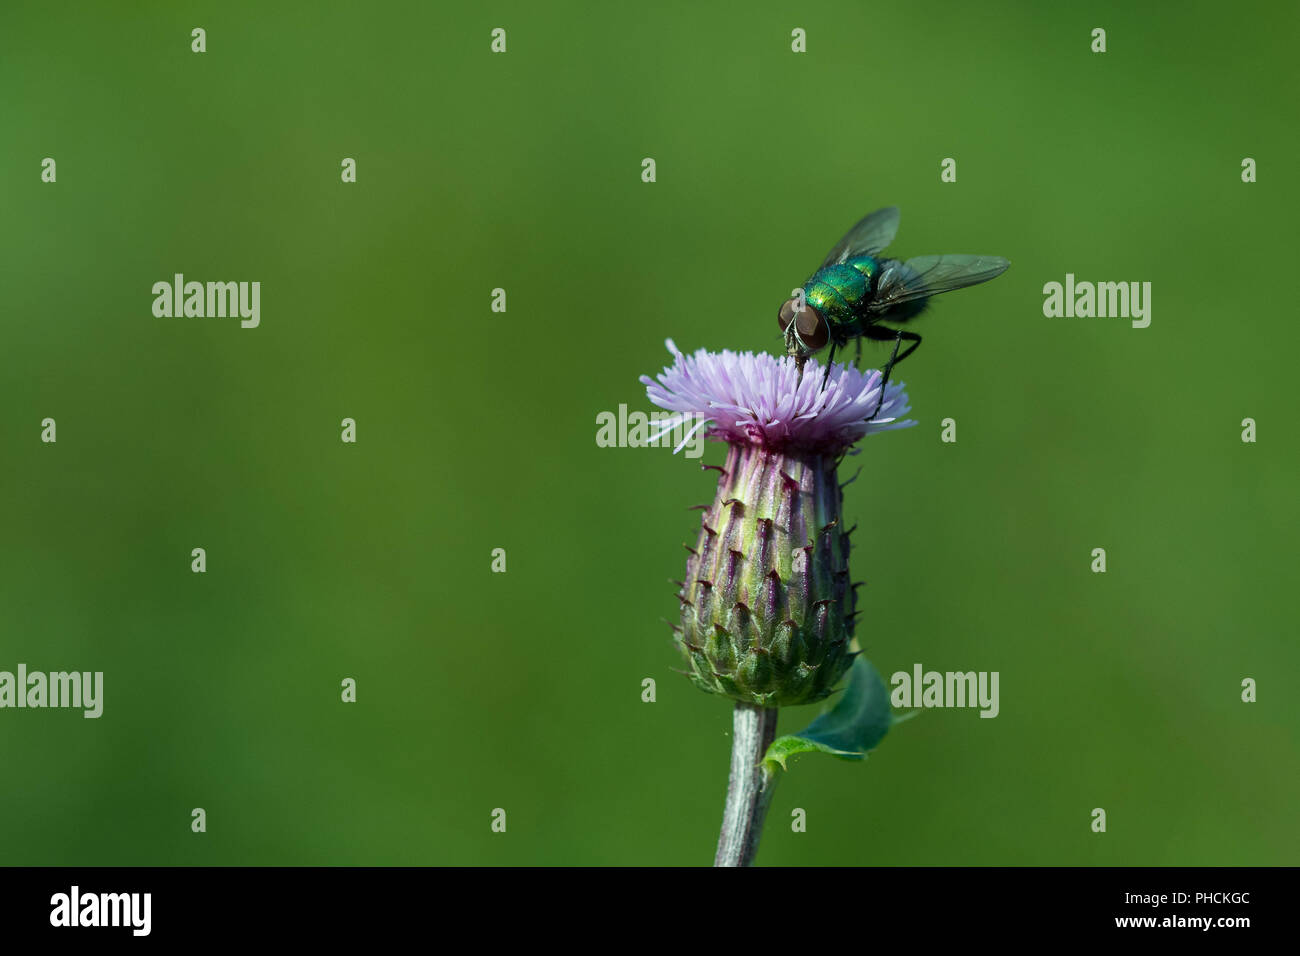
top-left (862, 326), bottom-right (921, 420)
top-left (820, 342), bottom-right (838, 391)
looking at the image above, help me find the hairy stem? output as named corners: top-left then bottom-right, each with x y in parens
top-left (714, 702), bottom-right (779, 867)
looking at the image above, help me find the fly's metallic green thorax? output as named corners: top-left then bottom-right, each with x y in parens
top-left (844, 254), bottom-right (881, 282)
top-left (804, 256), bottom-right (881, 331)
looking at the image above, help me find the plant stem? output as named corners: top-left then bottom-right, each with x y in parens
top-left (714, 702), bottom-right (779, 867)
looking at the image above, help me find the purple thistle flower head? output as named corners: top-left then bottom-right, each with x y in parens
top-left (640, 339), bottom-right (915, 456)
top-left (644, 339), bottom-right (917, 706)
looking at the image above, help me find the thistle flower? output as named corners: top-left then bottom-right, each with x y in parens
top-left (641, 340), bottom-right (915, 708)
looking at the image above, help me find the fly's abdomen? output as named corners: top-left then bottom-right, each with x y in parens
top-left (805, 263), bottom-right (868, 327)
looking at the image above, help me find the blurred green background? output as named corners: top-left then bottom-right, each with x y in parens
top-left (2, 0), bottom-right (1296, 866)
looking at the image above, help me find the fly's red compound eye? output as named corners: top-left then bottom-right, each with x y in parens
top-left (777, 298), bottom-right (798, 331)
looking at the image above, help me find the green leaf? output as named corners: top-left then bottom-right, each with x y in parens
top-left (762, 657), bottom-right (909, 774)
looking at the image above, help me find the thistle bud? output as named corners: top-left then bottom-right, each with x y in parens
top-left (642, 341), bottom-right (914, 707)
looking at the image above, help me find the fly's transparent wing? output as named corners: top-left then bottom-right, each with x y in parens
top-left (867, 254), bottom-right (1009, 312)
top-left (820, 207), bottom-right (901, 267)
